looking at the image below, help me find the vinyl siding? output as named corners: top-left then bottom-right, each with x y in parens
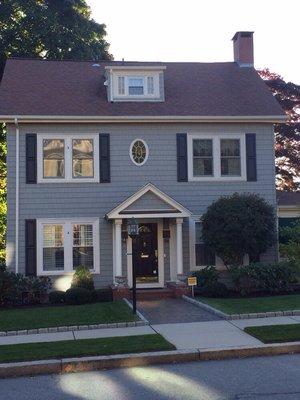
top-left (6, 122), bottom-right (277, 287)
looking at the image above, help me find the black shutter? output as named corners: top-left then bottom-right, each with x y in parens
top-left (177, 133), bottom-right (188, 182)
top-left (246, 133), bottom-right (257, 181)
top-left (26, 134), bottom-right (37, 184)
top-left (99, 134), bottom-right (110, 183)
top-left (25, 219), bottom-right (37, 276)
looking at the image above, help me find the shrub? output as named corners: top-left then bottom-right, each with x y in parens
top-left (92, 288), bottom-right (113, 303)
top-left (229, 262), bottom-right (298, 296)
top-left (49, 290), bottom-right (66, 304)
top-left (0, 264), bottom-right (51, 306)
top-left (202, 193), bottom-right (276, 267)
top-left (71, 266), bottom-right (94, 291)
top-left (280, 220), bottom-right (300, 268)
top-left (65, 287), bottom-right (93, 305)
top-left (192, 266), bottom-right (219, 289)
top-left (201, 282), bottom-right (229, 298)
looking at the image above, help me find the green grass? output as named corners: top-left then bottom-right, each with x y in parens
top-left (197, 294), bottom-right (300, 314)
top-left (245, 324), bottom-right (300, 343)
top-left (0, 301), bottom-right (138, 331)
top-left (0, 334), bottom-right (176, 363)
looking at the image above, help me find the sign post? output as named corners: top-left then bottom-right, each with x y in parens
top-left (187, 276), bottom-right (197, 298)
top-left (127, 218), bottom-right (139, 314)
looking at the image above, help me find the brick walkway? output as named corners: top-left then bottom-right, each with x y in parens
top-left (137, 298), bottom-right (221, 324)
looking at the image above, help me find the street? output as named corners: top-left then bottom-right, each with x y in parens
top-left (0, 355), bottom-right (299, 400)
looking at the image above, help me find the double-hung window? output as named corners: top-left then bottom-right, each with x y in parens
top-left (115, 74), bottom-right (158, 98)
top-left (188, 134), bottom-right (246, 181)
top-left (38, 135), bottom-right (99, 183)
top-left (195, 221), bottom-right (215, 267)
top-left (37, 219), bottom-right (99, 275)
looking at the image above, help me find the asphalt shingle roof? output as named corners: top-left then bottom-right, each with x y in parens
top-left (0, 58), bottom-right (285, 117)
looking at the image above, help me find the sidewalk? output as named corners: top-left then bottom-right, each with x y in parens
top-left (1, 315), bottom-right (299, 349)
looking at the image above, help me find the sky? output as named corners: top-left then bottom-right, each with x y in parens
top-left (86, 0), bottom-right (299, 84)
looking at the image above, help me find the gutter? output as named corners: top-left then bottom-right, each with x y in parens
top-left (14, 118), bottom-right (19, 273)
top-left (0, 115), bottom-right (287, 124)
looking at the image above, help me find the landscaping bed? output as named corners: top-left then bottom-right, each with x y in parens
top-left (197, 294), bottom-right (300, 315)
top-left (0, 334), bottom-right (175, 363)
top-left (0, 300), bottom-right (138, 331)
top-left (245, 324), bottom-right (300, 344)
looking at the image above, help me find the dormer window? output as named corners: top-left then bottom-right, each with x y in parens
top-left (128, 77), bottom-right (144, 95)
top-left (106, 66), bottom-right (165, 102)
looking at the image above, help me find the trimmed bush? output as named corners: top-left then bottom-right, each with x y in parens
top-left (192, 266), bottom-right (219, 289)
top-left (49, 290), bottom-right (66, 304)
top-left (201, 282), bottom-right (229, 298)
top-left (92, 288), bottom-right (113, 303)
top-left (229, 261), bottom-right (298, 296)
top-left (202, 193), bottom-right (276, 266)
top-left (71, 266), bottom-right (94, 291)
top-left (65, 287), bottom-right (93, 305)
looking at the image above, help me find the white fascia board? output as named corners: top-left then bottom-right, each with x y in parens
top-left (0, 115), bottom-right (287, 124)
top-left (106, 182), bottom-right (192, 220)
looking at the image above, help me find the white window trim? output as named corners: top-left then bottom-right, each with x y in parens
top-left (113, 71), bottom-right (160, 100)
top-left (37, 218), bottom-right (100, 276)
top-left (187, 133), bottom-right (246, 181)
top-left (37, 134), bottom-right (99, 183)
top-left (129, 139), bottom-right (149, 166)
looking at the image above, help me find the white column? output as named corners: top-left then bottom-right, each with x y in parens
top-left (176, 218), bottom-right (183, 276)
top-left (114, 219), bottom-right (122, 278)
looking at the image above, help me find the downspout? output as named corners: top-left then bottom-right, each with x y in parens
top-left (14, 118), bottom-right (19, 273)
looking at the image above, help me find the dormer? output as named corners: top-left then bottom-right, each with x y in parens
top-left (104, 66), bottom-right (166, 102)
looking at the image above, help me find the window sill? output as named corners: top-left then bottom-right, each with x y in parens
top-left (189, 176), bottom-right (246, 182)
top-left (37, 270), bottom-right (100, 276)
top-left (37, 179), bottom-right (100, 184)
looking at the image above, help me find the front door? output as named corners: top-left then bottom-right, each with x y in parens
top-left (132, 223), bottom-right (158, 284)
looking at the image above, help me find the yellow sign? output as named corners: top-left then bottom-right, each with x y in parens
top-left (188, 276), bottom-right (197, 286)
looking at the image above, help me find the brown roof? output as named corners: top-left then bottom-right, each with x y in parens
top-left (277, 191), bottom-right (300, 206)
top-left (0, 58), bottom-right (285, 118)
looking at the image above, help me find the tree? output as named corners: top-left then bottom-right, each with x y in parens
top-left (0, 0), bottom-right (112, 262)
top-left (201, 193), bottom-right (277, 267)
top-left (259, 69), bottom-right (300, 191)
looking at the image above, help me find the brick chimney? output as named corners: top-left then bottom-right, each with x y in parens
top-left (232, 31), bottom-right (254, 67)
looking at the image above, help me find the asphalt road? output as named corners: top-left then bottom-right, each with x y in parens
top-left (0, 355), bottom-right (299, 400)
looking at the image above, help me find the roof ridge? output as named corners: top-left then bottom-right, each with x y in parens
top-left (6, 57), bottom-right (235, 66)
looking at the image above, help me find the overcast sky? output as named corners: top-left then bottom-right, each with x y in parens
top-left (86, 0), bottom-right (299, 84)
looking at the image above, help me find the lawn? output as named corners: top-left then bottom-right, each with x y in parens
top-left (0, 334), bottom-right (176, 363)
top-left (245, 324), bottom-right (300, 344)
top-left (197, 294), bottom-right (300, 315)
top-left (0, 301), bottom-right (138, 331)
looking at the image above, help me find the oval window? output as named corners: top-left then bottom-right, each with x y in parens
top-left (130, 139), bottom-right (148, 166)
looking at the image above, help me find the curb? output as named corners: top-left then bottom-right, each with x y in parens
top-left (0, 320), bottom-right (148, 337)
top-left (182, 295), bottom-right (228, 319)
top-left (123, 298), bottom-right (150, 324)
top-left (1, 343), bottom-right (300, 378)
top-left (182, 295), bottom-right (300, 320)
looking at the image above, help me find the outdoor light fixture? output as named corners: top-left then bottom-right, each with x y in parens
top-left (127, 217), bottom-right (139, 314)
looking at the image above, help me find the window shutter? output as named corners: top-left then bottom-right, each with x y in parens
top-left (118, 76), bottom-right (125, 95)
top-left (177, 133), bottom-right (188, 182)
top-left (25, 219), bottom-right (37, 276)
top-left (147, 76), bottom-right (154, 94)
top-left (26, 134), bottom-right (37, 184)
top-left (99, 134), bottom-right (110, 183)
top-left (246, 133), bottom-right (257, 181)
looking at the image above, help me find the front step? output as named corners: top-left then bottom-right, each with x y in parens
top-left (135, 288), bottom-right (174, 300)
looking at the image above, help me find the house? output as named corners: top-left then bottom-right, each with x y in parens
top-left (0, 32), bottom-right (285, 297)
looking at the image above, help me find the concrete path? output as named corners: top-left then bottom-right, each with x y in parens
top-left (0, 326), bottom-right (155, 346)
top-left (137, 298), bottom-right (221, 324)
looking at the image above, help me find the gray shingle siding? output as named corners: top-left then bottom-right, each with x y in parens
top-left (6, 122), bottom-right (277, 287)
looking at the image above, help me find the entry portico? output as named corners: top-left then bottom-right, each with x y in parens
top-left (106, 183), bottom-right (191, 288)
